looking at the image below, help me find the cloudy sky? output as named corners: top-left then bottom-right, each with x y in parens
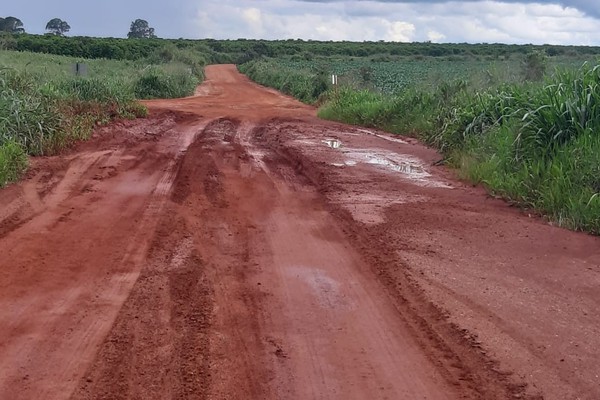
top-left (4, 0), bottom-right (600, 45)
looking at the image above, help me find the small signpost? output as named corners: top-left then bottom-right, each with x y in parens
top-left (331, 74), bottom-right (339, 94)
top-left (71, 63), bottom-right (88, 77)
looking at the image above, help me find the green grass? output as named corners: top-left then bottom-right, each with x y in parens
top-left (0, 48), bottom-right (206, 187)
top-left (239, 60), bottom-right (329, 103)
top-left (0, 140), bottom-right (27, 186)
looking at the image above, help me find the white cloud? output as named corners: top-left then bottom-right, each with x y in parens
top-left (386, 21), bottom-right (416, 42)
top-left (188, 0), bottom-right (600, 45)
top-left (4, 0), bottom-right (598, 42)
top-left (241, 8), bottom-right (265, 36)
top-left (427, 30), bottom-right (446, 42)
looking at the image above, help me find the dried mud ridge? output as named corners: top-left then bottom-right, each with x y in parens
top-left (1, 65), bottom-right (599, 400)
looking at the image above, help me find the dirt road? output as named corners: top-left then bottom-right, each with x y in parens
top-left (0, 65), bottom-right (598, 400)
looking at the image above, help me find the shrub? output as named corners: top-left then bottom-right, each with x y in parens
top-left (0, 140), bottom-right (27, 186)
top-left (134, 66), bottom-right (198, 99)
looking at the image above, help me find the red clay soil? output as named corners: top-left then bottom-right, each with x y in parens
top-left (0, 64), bottom-right (598, 400)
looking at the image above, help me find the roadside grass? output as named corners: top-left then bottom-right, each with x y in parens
top-left (0, 140), bottom-right (27, 187)
top-left (239, 60), bottom-right (329, 103)
top-left (0, 48), bottom-right (206, 187)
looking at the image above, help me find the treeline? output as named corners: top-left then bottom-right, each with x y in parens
top-left (204, 39), bottom-right (600, 59)
top-left (2, 34), bottom-right (600, 63)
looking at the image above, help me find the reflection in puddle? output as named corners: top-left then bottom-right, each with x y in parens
top-left (323, 139), bottom-right (342, 149)
top-left (339, 150), bottom-right (451, 188)
top-left (366, 156), bottom-right (424, 175)
top-left (332, 160), bottom-right (357, 167)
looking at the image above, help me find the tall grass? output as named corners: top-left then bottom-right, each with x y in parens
top-left (134, 64), bottom-right (198, 99)
top-left (0, 48), bottom-right (206, 186)
top-left (239, 59), bottom-right (329, 103)
top-left (0, 140), bottom-right (27, 186)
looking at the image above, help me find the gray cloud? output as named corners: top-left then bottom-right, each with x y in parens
top-left (301, 0), bottom-right (600, 17)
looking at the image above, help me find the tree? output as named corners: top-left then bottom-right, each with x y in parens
top-left (522, 51), bottom-right (547, 82)
top-left (0, 32), bottom-right (17, 50)
top-left (127, 19), bottom-right (156, 39)
top-left (0, 16), bottom-right (25, 34)
top-left (45, 18), bottom-right (70, 36)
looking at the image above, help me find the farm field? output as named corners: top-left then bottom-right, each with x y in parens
top-left (241, 55), bottom-right (596, 96)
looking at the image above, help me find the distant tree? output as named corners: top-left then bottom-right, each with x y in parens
top-left (0, 16), bottom-right (25, 34)
top-left (522, 51), bottom-right (548, 82)
top-left (127, 19), bottom-right (156, 39)
top-left (0, 32), bottom-right (17, 50)
top-left (45, 18), bottom-right (70, 36)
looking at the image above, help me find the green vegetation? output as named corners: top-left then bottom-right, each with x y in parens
top-left (1, 34), bottom-right (598, 63)
top-left (455, 65), bottom-right (600, 233)
top-left (128, 19), bottom-right (156, 39)
top-left (0, 140), bottom-right (27, 187)
top-left (0, 47), bottom-right (206, 186)
top-left (45, 18), bottom-right (71, 37)
top-left (239, 60), bottom-right (329, 103)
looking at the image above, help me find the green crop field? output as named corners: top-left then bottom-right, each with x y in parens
top-left (242, 55), bottom-right (596, 98)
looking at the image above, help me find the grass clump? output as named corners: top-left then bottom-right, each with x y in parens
top-left (0, 140), bottom-right (28, 186)
top-left (134, 65), bottom-right (198, 99)
top-left (239, 59), bottom-right (329, 103)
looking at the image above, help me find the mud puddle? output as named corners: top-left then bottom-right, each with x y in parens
top-left (330, 148), bottom-right (451, 188)
top-left (366, 155), bottom-right (425, 175)
top-left (323, 139), bottom-right (342, 149)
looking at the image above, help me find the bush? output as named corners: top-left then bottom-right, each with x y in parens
top-left (522, 51), bottom-right (547, 82)
top-left (0, 140), bottom-right (27, 186)
top-left (239, 59), bottom-right (330, 103)
top-left (134, 66), bottom-right (198, 99)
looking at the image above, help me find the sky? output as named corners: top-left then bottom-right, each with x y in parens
top-left (3, 0), bottom-right (600, 45)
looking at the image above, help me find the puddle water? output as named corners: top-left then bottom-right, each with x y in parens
top-left (332, 160), bottom-right (357, 167)
top-left (323, 139), bottom-right (342, 149)
top-left (366, 156), bottom-right (425, 175)
top-left (339, 149), bottom-right (452, 188)
top-left (287, 265), bottom-right (351, 310)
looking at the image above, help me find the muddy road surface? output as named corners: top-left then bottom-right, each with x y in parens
top-left (0, 65), bottom-right (599, 400)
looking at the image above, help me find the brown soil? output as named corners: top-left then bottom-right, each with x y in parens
top-left (0, 65), bottom-right (598, 400)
